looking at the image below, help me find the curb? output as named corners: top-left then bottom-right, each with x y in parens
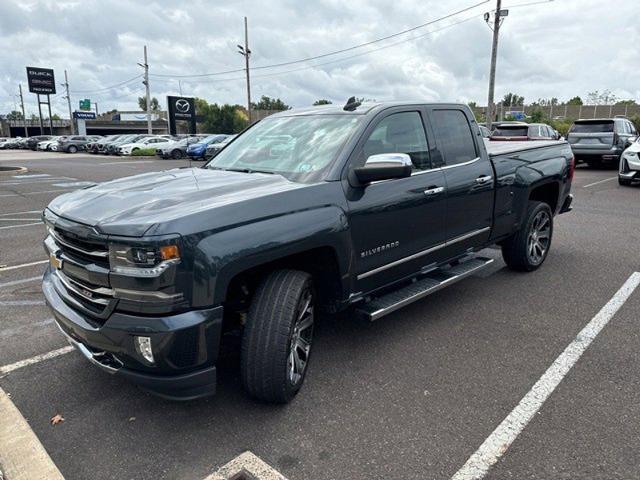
top-left (0, 166), bottom-right (28, 176)
top-left (0, 387), bottom-right (64, 480)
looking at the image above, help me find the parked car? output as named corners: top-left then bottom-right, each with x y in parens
top-left (57, 135), bottom-right (101, 153)
top-left (42, 101), bottom-right (573, 403)
top-left (0, 138), bottom-right (11, 149)
top-left (104, 134), bottom-right (153, 155)
top-left (117, 136), bottom-right (174, 156)
top-left (618, 137), bottom-right (640, 186)
top-left (37, 136), bottom-right (64, 151)
top-left (186, 134), bottom-right (228, 160)
top-left (50, 137), bottom-right (67, 151)
top-left (567, 117), bottom-right (638, 168)
top-left (26, 135), bottom-right (54, 150)
top-left (204, 134), bottom-right (236, 160)
top-left (88, 135), bottom-right (122, 154)
top-left (155, 136), bottom-right (205, 159)
top-left (479, 125), bottom-right (491, 138)
top-left (490, 123), bottom-right (558, 141)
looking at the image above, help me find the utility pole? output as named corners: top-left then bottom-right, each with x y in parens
top-left (18, 84), bottom-right (28, 137)
top-left (139, 45), bottom-right (152, 134)
top-left (485, 0), bottom-right (505, 129)
top-left (237, 17), bottom-right (252, 124)
top-left (94, 102), bottom-right (99, 117)
top-left (63, 70), bottom-right (75, 134)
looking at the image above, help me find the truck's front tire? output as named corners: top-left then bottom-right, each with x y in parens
top-left (241, 269), bottom-right (315, 403)
top-left (501, 201), bottom-right (553, 272)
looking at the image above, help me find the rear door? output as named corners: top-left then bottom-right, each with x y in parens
top-left (427, 107), bottom-right (494, 252)
top-left (568, 120), bottom-right (615, 150)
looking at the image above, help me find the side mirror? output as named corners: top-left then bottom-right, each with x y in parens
top-left (628, 136), bottom-right (638, 145)
top-left (353, 153), bottom-right (412, 185)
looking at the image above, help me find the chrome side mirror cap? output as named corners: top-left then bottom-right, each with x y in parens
top-left (353, 153), bottom-right (413, 185)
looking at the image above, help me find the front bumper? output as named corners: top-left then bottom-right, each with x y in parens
top-left (43, 268), bottom-right (223, 400)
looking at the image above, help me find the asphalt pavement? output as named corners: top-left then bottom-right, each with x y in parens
top-left (0, 150), bottom-right (638, 480)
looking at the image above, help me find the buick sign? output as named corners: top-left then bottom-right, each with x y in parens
top-left (26, 66), bottom-right (56, 95)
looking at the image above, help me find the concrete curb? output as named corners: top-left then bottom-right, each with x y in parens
top-left (0, 166), bottom-right (28, 176)
top-left (0, 387), bottom-right (64, 480)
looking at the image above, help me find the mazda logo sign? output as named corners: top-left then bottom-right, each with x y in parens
top-left (175, 99), bottom-right (190, 113)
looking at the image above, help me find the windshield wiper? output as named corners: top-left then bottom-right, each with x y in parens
top-left (226, 167), bottom-right (274, 174)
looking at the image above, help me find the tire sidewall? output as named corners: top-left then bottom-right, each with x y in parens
top-left (284, 277), bottom-right (315, 397)
top-left (523, 202), bottom-right (553, 269)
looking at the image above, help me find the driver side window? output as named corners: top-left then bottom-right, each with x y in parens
top-left (361, 112), bottom-right (430, 170)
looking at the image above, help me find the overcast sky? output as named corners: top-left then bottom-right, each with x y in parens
top-left (1, 0), bottom-right (639, 117)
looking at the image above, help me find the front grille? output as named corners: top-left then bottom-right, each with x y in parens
top-left (56, 270), bottom-right (115, 319)
top-left (50, 228), bottom-right (109, 268)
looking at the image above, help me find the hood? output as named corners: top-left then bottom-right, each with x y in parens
top-left (47, 167), bottom-right (305, 237)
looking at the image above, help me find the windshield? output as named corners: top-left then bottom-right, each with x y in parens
top-left (493, 126), bottom-right (529, 137)
top-left (570, 121), bottom-right (614, 133)
top-left (206, 115), bottom-right (361, 182)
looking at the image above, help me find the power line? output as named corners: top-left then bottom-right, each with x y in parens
top-left (149, 0), bottom-right (489, 79)
top-left (69, 74), bottom-right (143, 94)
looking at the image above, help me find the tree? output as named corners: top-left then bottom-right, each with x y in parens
top-left (251, 95), bottom-right (290, 111)
top-left (615, 99), bottom-right (637, 106)
top-left (313, 99), bottom-right (332, 106)
top-left (195, 98), bottom-right (249, 134)
top-left (586, 89), bottom-right (617, 105)
top-left (138, 96), bottom-right (160, 111)
top-left (502, 92), bottom-right (524, 107)
top-left (6, 110), bottom-right (23, 120)
top-left (566, 96), bottom-right (583, 106)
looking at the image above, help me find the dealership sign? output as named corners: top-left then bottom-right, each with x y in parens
top-left (167, 96), bottom-right (196, 135)
top-left (26, 67), bottom-right (56, 95)
top-left (73, 111), bottom-right (96, 120)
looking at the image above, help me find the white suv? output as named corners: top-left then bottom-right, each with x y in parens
top-left (619, 137), bottom-right (640, 186)
top-left (117, 136), bottom-right (174, 156)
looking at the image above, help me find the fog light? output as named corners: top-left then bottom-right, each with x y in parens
top-left (135, 336), bottom-right (154, 364)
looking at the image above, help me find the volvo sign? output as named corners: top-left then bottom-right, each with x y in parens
top-left (167, 96), bottom-right (196, 135)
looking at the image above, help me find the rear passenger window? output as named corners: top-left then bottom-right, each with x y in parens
top-left (361, 112), bottom-right (430, 170)
top-left (432, 110), bottom-right (477, 165)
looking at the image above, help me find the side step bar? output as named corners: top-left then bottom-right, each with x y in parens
top-left (355, 256), bottom-right (494, 321)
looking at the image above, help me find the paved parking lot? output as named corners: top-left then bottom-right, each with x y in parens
top-left (0, 150), bottom-right (639, 480)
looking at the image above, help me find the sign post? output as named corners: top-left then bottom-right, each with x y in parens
top-left (73, 111), bottom-right (96, 136)
top-left (26, 67), bottom-right (56, 135)
top-left (167, 96), bottom-right (196, 135)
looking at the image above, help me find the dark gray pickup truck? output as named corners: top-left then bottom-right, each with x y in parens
top-left (42, 100), bottom-right (574, 403)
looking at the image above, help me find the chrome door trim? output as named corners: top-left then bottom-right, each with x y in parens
top-left (357, 226), bottom-right (490, 280)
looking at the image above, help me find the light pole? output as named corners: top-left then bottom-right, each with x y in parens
top-left (138, 45), bottom-right (152, 134)
top-left (18, 84), bottom-right (28, 137)
top-left (62, 70), bottom-right (75, 134)
top-left (485, 1), bottom-right (508, 129)
top-left (237, 17), bottom-right (252, 124)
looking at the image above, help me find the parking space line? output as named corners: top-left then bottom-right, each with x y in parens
top-left (0, 210), bottom-right (41, 216)
top-left (205, 451), bottom-right (288, 480)
top-left (450, 272), bottom-right (640, 480)
top-left (0, 189), bottom-right (74, 198)
top-left (0, 300), bottom-right (45, 306)
top-left (583, 177), bottom-right (617, 188)
top-left (0, 222), bottom-right (43, 230)
top-left (97, 160), bottom-right (155, 166)
top-left (0, 260), bottom-right (47, 272)
top-left (0, 177), bottom-right (75, 186)
top-left (0, 276), bottom-right (41, 289)
top-left (0, 386), bottom-right (64, 480)
top-left (0, 218), bottom-right (42, 222)
top-left (0, 346), bottom-right (74, 376)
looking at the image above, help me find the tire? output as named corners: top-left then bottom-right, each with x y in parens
top-left (618, 177), bottom-right (632, 186)
top-left (502, 201), bottom-right (553, 272)
top-left (171, 149), bottom-right (183, 159)
top-left (67, 145), bottom-right (78, 154)
top-left (241, 269), bottom-right (315, 403)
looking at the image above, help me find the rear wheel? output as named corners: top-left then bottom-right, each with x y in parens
top-left (502, 201), bottom-right (553, 272)
top-left (67, 145), bottom-right (78, 154)
top-left (241, 270), bottom-right (314, 403)
top-left (171, 149), bottom-right (183, 159)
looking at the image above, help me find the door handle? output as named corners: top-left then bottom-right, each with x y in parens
top-left (475, 175), bottom-right (493, 184)
top-left (424, 186), bottom-right (445, 196)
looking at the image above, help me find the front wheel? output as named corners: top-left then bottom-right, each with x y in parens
top-left (171, 149), bottom-right (183, 159)
top-left (502, 201), bottom-right (553, 272)
top-left (67, 145), bottom-right (78, 153)
top-left (241, 270), bottom-right (315, 403)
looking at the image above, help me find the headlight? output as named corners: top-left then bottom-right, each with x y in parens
top-left (109, 244), bottom-right (180, 277)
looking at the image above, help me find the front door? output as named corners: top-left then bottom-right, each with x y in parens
top-left (346, 109), bottom-right (447, 293)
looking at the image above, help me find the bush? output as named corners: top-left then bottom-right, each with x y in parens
top-left (131, 148), bottom-right (156, 156)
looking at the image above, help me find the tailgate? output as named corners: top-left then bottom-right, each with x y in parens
top-left (568, 120), bottom-right (615, 150)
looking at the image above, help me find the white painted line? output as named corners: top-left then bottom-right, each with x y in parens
top-left (0, 386), bottom-right (64, 480)
top-left (0, 210), bottom-right (41, 216)
top-left (0, 221), bottom-right (43, 230)
top-left (0, 177), bottom-right (75, 186)
top-left (0, 300), bottom-right (45, 306)
top-left (0, 260), bottom-right (48, 272)
top-left (450, 272), bottom-right (640, 480)
top-left (97, 160), bottom-right (154, 165)
top-left (0, 346), bottom-right (74, 376)
top-left (11, 173), bottom-right (50, 178)
top-left (0, 189), bottom-right (72, 198)
top-left (0, 218), bottom-right (42, 222)
top-left (205, 451), bottom-right (288, 480)
top-left (583, 177), bottom-right (617, 188)
top-left (0, 276), bottom-right (40, 289)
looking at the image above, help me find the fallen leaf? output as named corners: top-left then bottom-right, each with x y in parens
top-left (128, 417), bottom-right (136, 422)
top-left (50, 414), bottom-right (64, 425)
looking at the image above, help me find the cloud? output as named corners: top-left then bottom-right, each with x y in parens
top-left (1, 0), bottom-right (638, 118)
